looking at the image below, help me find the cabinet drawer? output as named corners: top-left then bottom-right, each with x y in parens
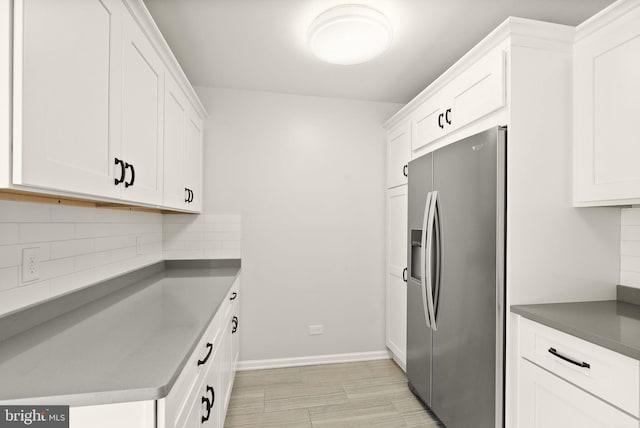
top-left (520, 318), bottom-right (640, 417)
top-left (518, 358), bottom-right (639, 428)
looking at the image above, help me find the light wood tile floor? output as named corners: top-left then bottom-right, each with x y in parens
top-left (224, 359), bottom-right (443, 428)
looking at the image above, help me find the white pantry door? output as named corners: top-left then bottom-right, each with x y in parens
top-left (14, 0), bottom-right (123, 198)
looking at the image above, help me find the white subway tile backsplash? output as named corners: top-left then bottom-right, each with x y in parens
top-left (95, 235), bottom-right (137, 252)
top-left (0, 200), bottom-right (235, 315)
top-left (621, 208), bottom-right (640, 288)
top-left (0, 266), bottom-right (18, 292)
top-left (75, 223), bottom-right (110, 239)
top-left (39, 257), bottom-right (76, 282)
top-left (0, 224), bottom-right (19, 245)
top-left (0, 200), bottom-right (163, 316)
top-left (163, 214), bottom-right (241, 260)
top-left (0, 200), bottom-right (51, 223)
top-left (50, 239), bottom-right (95, 259)
top-left (20, 223), bottom-right (74, 243)
top-left (51, 204), bottom-right (97, 223)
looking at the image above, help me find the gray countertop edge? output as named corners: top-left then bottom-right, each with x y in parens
top-left (0, 258), bottom-right (241, 407)
top-left (510, 303), bottom-right (640, 361)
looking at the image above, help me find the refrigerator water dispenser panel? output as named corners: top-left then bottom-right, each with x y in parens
top-left (410, 229), bottom-right (423, 281)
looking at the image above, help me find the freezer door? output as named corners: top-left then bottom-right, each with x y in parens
top-left (406, 152), bottom-right (433, 407)
top-left (430, 127), bottom-right (505, 428)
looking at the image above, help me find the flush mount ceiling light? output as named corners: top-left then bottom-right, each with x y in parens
top-left (308, 4), bottom-right (392, 65)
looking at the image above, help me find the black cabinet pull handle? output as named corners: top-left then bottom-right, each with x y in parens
top-left (189, 189), bottom-right (194, 203)
top-left (114, 158), bottom-right (126, 185)
top-left (548, 347), bottom-right (590, 369)
top-left (232, 316), bottom-right (238, 334)
top-left (197, 342), bottom-right (213, 366)
top-left (230, 292), bottom-right (237, 301)
top-left (445, 108), bottom-right (452, 125)
top-left (185, 188), bottom-right (190, 203)
top-left (438, 113), bottom-right (444, 129)
top-left (201, 385), bottom-right (214, 423)
top-left (402, 267), bottom-right (408, 282)
top-left (403, 164), bottom-right (408, 178)
top-left (125, 163), bottom-right (135, 188)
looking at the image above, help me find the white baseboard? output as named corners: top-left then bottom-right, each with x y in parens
top-left (236, 350), bottom-right (392, 371)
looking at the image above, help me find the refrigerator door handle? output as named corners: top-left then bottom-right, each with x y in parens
top-left (425, 191), bottom-right (438, 331)
top-left (421, 192), bottom-right (433, 329)
top-left (432, 192), bottom-right (442, 324)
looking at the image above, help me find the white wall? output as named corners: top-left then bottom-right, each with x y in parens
top-left (621, 207), bottom-right (640, 288)
top-left (196, 86), bottom-right (403, 362)
top-left (0, 200), bottom-right (162, 316)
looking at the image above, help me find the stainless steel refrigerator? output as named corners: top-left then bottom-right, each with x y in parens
top-left (406, 127), bottom-right (506, 428)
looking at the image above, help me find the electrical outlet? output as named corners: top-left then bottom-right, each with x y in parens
top-left (309, 324), bottom-right (323, 336)
top-left (22, 247), bottom-right (40, 283)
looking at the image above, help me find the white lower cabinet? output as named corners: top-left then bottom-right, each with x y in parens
top-left (70, 276), bottom-right (240, 428)
top-left (518, 360), bottom-right (638, 428)
top-left (518, 318), bottom-right (640, 428)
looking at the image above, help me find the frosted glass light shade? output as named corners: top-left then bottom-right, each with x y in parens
top-left (308, 5), bottom-right (392, 65)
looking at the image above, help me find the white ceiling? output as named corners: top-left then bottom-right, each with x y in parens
top-left (144, 0), bottom-right (613, 104)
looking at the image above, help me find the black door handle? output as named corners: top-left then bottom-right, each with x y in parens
top-left (197, 342), bottom-right (213, 366)
top-left (403, 164), bottom-right (408, 178)
top-left (232, 316), bottom-right (238, 333)
top-left (114, 158), bottom-right (126, 185)
top-left (185, 188), bottom-right (190, 203)
top-left (548, 347), bottom-right (590, 368)
top-left (201, 385), bottom-right (214, 423)
top-left (445, 108), bottom-right (452, 125)
top-left (402, 267), bottom-right (408, 282)
top-left (189, 189), bottom-right (194, 203)
top-left (125, 163), bottom-right (135, 188)
top-left (230, 292), bottom-right (237, 301)
top-left (438, 113), bottom-right (444, 129)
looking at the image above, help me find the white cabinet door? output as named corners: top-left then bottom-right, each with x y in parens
top-left (184, 110), bottom-right (203, 212)
top-left (120, 11), bottom-right (164, 205)
top-left (163, 74), bottom-right (188, 210)
top-left (518, 359), bottom-right (639, 428)
top-left (574, 6), bottom-right (640, 206)
top-left (386, 185), bottom-right (407, 366)
top-left (13, 0), bottom-right (123, 198)
top-left (201, 341), bottom-right (222, 428)
top-left (411, 48), bottom-right (505, 154)
top-left (387, 121), bottom-right (411, 189)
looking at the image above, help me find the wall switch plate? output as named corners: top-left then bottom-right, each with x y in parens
top-left (22, 247), bottom-right (40, 283)
top-left (309, 324), bottom-right (323, 335)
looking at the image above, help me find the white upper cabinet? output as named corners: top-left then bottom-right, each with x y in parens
top-left (573, 1), bottom-right (640, 206)
top-left (13, 0), bottom-right (123, 198)
top-left (163, 75), bottom-right (188, 209)
top-left (412, 48), bottom-right (506, 153)
top-left (9, 0), bottom-right (206, 211)
top-left (386, 121), bottom-right (411, 189)
top-left (120, 12), bottom-right (164, 205)
top-left (184, 111), bottom-right (203, 212)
